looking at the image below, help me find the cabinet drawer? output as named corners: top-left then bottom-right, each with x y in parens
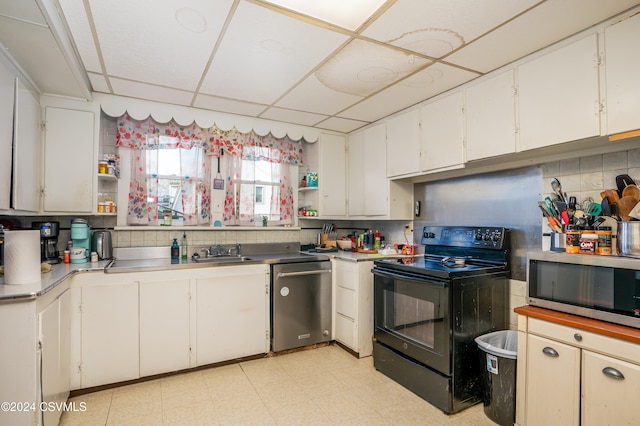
top-left (528, 318), bottom-right (640, 365)
top-left (335, 313), bottom-right (356, 350)
top-left (336, 286), bottom-right (356, 319)
top-left (334, 263), bottom-right (357, 291)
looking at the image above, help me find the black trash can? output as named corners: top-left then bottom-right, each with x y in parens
top-left (475, 330), bottom-right (518, 426)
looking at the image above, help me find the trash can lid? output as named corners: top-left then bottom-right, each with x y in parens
top-left (475, 330), bottom-right (518, 359)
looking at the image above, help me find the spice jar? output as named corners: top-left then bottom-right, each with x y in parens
top-left (595, 226), bottom-right (612, 255)
top-left (579, 228), bottom-right (597, 255)
top-left (98, 161), bottom-right (108, 174)
top-left (565, 225), bottom-right (581, 254)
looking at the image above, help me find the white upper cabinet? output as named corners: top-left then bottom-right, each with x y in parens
top-left (12, 80), bottom-right (41, 212)
top-left (518, 34), bottom-right (601, 151)
top-left (43, 107), bottom-right (95, 213)
top-left (0, 61), bottom-right (14, 211)
top-left (386, 109), bottom-right (421, 177)
top-left (318, 134), bottom-right (346, 218)
top-left (347, 123), bottom-right (389, 217)
top-left (465, 70), bottom-right (517, 161)
top-left (420, 91), bottom-right (464, 171)
top-left (604, 12), bottom-right (640, 135)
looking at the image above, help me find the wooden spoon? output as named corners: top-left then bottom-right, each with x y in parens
top-left (617, 196), bottom-right (638, 221)
top-left (600, 189), bottom-right (620, 204)
top-left (621, 184), bottom-right (640, 200)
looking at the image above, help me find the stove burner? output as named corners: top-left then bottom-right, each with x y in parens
top-left (441, 257), bottom-right (466, 268)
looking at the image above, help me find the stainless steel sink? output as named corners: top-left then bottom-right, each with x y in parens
top-left (192, 256), bottom-right (253, 263)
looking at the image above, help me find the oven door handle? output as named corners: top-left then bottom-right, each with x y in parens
top-left (373, 268), bottom-right (448, 287)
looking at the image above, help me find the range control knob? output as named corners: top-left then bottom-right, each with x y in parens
top-left (493, 233), bottom-right (501, 241)
top-left (484, 234), bottom-right (491, 241)
top-left (475, 233), bottom-right (483, 241)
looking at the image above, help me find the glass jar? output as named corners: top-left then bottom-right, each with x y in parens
top-left (565, 225), bottom-right (580, 254)
top-left (595, 226), bottom-right (612, 255)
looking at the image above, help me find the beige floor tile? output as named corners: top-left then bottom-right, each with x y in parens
top-left (161, 374), bottom-right (212, 411)
top-left (267, 399), bottom-right (327, 426)
top-left (60, 389), bottom-right (113, 426)
top-left (163, 400), bottom-right (219, 426)
top-left (254, 378), bottom-right (309, 410)
top-left (110, 380), bottom-right (162, 415)
top-left (335, 411), bottom-right (391, 425)
top-left (312, 389), bottom-right (372, 423)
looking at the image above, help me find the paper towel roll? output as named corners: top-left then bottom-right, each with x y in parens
top-left (3, 230), bottom-right (41, 285)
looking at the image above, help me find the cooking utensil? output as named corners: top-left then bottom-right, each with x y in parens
top-left (553, 200), bottom-right (570, 226)
top-left (582, 198), bottom-right (602, 217)
top-left (617, 196), bottom-right (637, 221)
top-left (550, 178), bottom-right (568, 203)
top-left (617, 221), bottom-right (640, 257)
top-left (213, 150), bottom-right (224, 190)
top-left (615, 174), bottom-right (635, 196)
top-left (621, 184), bottom-right (640, 200)
top-left (601, 198), bottom-right (611, 216)
top-left (629, 201), bottom-right (640, 221)
top-left (600, 189), bottom-right (620, 204)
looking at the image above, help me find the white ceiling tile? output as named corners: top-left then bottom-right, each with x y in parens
top-left (193, 94), bottom-right (268, 117)
top-left (446, 0), bottom-right (640, 73)
top-left (110, 78), bottom-right (194, 107)
top-left (276, 73), bottom-right (364, 115)
top-left (260, 107), bottom-right (327, 126)
top-left (58, 0), bottom-right (102, 73)
top-left (363, 0), bottom-right (539, 58)
top-left (200, 1), bottom-right (349, 105)
top-left (339, 63), bottom-right (478, 122)
top-left (260, 0), bottom-right (388, 31)
top-left (88, 0), bottom-right (234, 91)
top-left (315, 117), bottom-right (370, 133)
top-left (87, 72), bottom-right (109, 93)
top-left (315, 39), bottom-right (431, 98)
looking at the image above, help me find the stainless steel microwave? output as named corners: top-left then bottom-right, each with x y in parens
top-left (527, 251), bottom-right (640, 329)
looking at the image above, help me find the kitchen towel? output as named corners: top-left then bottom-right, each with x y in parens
top-left (3, 230), bottom-right (41, 285)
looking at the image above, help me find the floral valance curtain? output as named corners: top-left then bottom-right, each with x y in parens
top-left (116, 113), bottom-right (304, 164)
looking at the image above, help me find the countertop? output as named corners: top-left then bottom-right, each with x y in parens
top-left (515, 305), bottom-right (640, 345)
top-left (0, 261), bottom-right (110, 302)
top-left (0, 248), bottom-right (409, 302)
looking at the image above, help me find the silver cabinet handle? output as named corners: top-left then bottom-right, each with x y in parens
top-left (573, 333), bottom-right (582, 341)
top-left (542, 347), bottom-right (559, 357)
top-left (277, 270), bottom-right (331, 278)
top-left (602, 367), bottom-right (625, 380)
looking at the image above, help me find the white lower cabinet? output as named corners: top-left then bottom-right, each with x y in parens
top-left (139, 278), bottom-right (191, 376)
top-left (196, 264), bottom-right (269, 366)
top-left (80, 279), bottom-right (139, 388)
top-left (332, 259), bottom-right (374, 358)
top-left (517, 315), bottom-right (640, 426)
top-left (38, 288), bottom-right (71, 426)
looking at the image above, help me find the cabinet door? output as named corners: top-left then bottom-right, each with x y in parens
top-left (318, 134), bottom-right (346, 217)
top-left (347, 124), bottom-right (388, 217)
top-left (43, 107), bottom-right (95, 213)
top-left (0, 61), bottom-right (14, 210)
top-left (420, 91), bottom-right (464, 171)
top-left (196, 265), bottom-right (268, 366)
top-left (465, 70), bottom-right (517, 161)
top-left (582, 350), bottom-right (640, 426)
top-left (139, 279), bottom-right (191, 377)
top-left (518, 34), bottom-right (600, 151)
top-left (386, 109), bottom-right (420, 177)
top-left (525, 334), bottom-right (580, 426)
top-left (13, 80), bottom-right (40, 212)
top-left (347, 130), bottom-right (365, 216)
top-left (605, 12), bottom-right (640, 135)
top-left (81, 281), bottom-right (139, 388)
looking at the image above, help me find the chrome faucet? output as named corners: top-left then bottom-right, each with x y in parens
top-left (227, 244), bottom-right (241, 256)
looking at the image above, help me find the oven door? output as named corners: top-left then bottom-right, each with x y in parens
top-left (373, 267), bottom-right (450, 375)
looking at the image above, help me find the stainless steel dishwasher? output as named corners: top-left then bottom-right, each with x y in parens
top-left (271, 260), bottom-right (332, 352)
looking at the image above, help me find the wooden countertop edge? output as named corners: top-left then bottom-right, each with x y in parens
top-left (514, 305), bottom-right (640, 345)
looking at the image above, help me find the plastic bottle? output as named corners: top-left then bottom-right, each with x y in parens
top-left (374, 230), bottom-right (381, 249)
top-left (171, 238), bottom-right (180, 263)
top-left (181, 233), bottom-right (188, 260)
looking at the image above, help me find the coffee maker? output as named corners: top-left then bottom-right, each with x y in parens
top-left (32, 221), bottom-right (60, 264)
top-left (70, 218), bottom-right (91, 263)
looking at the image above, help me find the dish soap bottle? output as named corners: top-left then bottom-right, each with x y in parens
top-left (171, 238), bottom-right (179, 263)
top-left (181, 232), bottom-right (188, 260)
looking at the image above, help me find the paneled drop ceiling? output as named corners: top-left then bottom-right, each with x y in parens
top-left (0, 0), bottom-right (638, 133)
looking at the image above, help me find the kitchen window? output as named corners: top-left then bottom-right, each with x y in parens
top-left (116, 113), bottom-right (303, 227)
